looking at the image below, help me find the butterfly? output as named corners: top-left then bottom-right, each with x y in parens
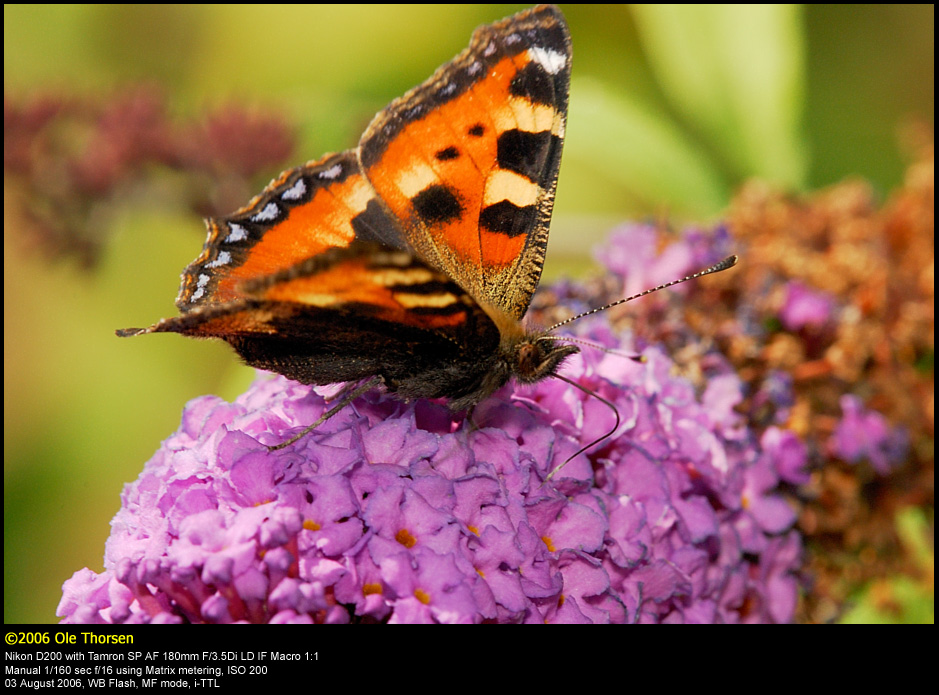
top-left (117, 5), bottom-right (736, 454)
top-left (118, 5), bottom-right (579, 445)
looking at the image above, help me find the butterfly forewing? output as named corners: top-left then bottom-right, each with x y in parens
top-left (358, 4), bottom-right (571, 323)
top-left (176, 151), bottom-right (386, 310)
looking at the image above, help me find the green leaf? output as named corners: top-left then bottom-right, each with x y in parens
top-left (631, 4), bottom-right (808, 188)
top-left (566, 78), bottom-right (730, 218)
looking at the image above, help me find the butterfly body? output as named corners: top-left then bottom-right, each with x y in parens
top-left (118, 5), bottom-right (578, 427)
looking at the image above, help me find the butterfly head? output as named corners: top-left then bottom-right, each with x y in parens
top-left (510, 333), bottom-right (580, 385)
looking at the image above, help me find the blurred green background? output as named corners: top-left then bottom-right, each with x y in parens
top-left (4, 4), bottom-right (933, 624)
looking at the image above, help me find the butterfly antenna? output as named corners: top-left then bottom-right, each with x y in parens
top-left (546, 255), bottom-right (738, 332)
top-left (540, 255), bottom-right (738, 484)
top-left (542, 372), bottom-right (621, 483)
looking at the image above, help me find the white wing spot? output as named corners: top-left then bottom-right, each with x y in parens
top-left (528, 46), bottom-right (567, 75)
top-left (251, 202), bottom-right (279, 222)
top-left (205, 251), bottom-right (232, 268)
top-left (319, 163), bottom-right (343, 180)
top-left (225, 224), bottom-right (248, 243)
top-left (190, 274), bottom-right (210, 302)
top-left (281, 178), bottom-right (307, 201)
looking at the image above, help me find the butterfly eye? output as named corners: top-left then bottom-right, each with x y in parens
top-left (516, 341), bottom-right (541, 374)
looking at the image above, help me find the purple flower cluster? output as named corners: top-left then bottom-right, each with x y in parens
top-left (779, 280), bottom-right (836, 331)
top-left (830, 395), bottom-right (910, 475)
top-left (599, 223), bottom-right (737, 299)
top-left (60, 300), bottom-right (804, 623)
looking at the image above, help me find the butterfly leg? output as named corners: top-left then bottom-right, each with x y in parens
top-left (267, 375), bottom-right (383, 451)
top-left (463, 404), bottom-right (483, 434)
top-left (325, 378), bottom-right (378, 405)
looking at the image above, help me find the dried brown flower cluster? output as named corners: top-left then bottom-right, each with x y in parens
top-left (725, 146), bottom-right (933, 622)
top-left (5, 87), bottom-right (296, 266)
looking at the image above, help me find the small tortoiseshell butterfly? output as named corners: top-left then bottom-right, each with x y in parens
top-left (118, 5), bottom-right (734, 452)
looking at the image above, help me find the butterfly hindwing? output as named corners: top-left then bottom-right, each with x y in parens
top-left (130, 235), bottom-right (504, 391)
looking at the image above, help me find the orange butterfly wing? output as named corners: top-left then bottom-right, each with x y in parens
top-left (359, 5), bottom-right (571, 324)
